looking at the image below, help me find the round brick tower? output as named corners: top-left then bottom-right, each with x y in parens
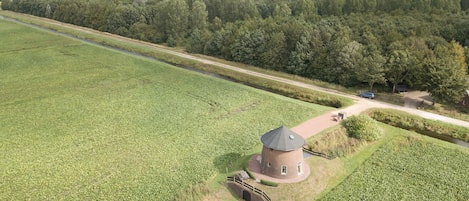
top-left (260, 126), bottom-right (305, 179)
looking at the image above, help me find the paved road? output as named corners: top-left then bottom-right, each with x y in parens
top-left (4, 12), bottom-right (469, 128)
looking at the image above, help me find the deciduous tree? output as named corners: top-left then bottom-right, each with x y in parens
top-left (385, 50), bottom-right (417, 93)
top-left (423, 41), bottom-right (467, 104)
top-left (260, 32), bottom-right (288, 71)
top-left (356, 47), bottom-right (387, 92)
top-left (336, 41), bottom-right (364, 86)
top-left (158, 0), bottom-right (189, 42)
top-left (189, 0), bottom-right (208, 31)
top-left (231, 29), bottom-right (266, 66)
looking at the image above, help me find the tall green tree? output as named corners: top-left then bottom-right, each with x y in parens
top-left (336, 41), bottom-right (364, 86)
top-left (343, 0), bottom-right (364, 14)
top-left (450, 40), bottom-right (468, 73)
top-left (260, 32), bottom-right (288, 71)
top-left (390, 37), bottom-right (433, 89)
top-left (273, 2), bottom-right (291, 18)
top-left (317, 0), bottom-right (345, 16)
top-left (204, 22), bottom-right (238, 59)
top-left (203, 0), bottom-right (224, 22)
top-left (52, 1), bottom-right (81, 25)
top-left (231, 29), bottom-right (266, 66)
top-left (84, 1), bottom-right (116, 31)
top-left (287, 28), bottom-right (325, 78)
top-left (423, 41), bottom-right (467, 104)
top-left (290, 0), bottom-right (318, 22)
top-left (221, 0), bottom-right (259, 22)
top-left (106, 5), bottom-right (140, 36)
top-left (189, 0), bottom-right (208, 31)
top-left (186, 29), bottom-right (210, 53)
top-left (385, 49), bottom-right (417, 93)
top-left (356, 47), bottom-right (387, 91)
top-left (159, 0), bottom-right (189, 42)
top-left (322, 23), bottom-right (353, 83)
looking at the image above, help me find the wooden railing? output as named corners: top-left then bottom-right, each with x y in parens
top-left (226, 176), bottom-right (271, 201)
top-left (303, 148), bottom-right (336, 160)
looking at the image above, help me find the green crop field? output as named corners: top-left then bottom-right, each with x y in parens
top-left (319, 134), bottom-right (469, 201)
top-left (0, 19), bottom-right (332, 200)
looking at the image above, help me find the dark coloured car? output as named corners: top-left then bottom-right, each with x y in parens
top-left (360, 91), bottom-right (375, 99)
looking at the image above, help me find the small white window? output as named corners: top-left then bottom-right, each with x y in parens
top-left (281, 165), bottom-right (287, 175)
top-left (297, 162), bottom-right (303, 175)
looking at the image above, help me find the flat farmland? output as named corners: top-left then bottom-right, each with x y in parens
top-left (0, 19), bottom-right (331, 200)
top-left (319, 133), bottom-right (469, 201)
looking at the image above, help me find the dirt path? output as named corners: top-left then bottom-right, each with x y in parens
top-left (402, 91), bottom-right (432, 108)
top-left (3, 11), bottom-right (469, 130)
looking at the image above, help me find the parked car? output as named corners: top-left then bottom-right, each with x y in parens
top-left (360, 91), bottom-right (375, 99)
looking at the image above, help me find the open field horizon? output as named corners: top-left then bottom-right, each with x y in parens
top-left (0, 19), bottom-right (332, 200)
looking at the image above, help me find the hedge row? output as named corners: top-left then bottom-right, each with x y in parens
top-left (260, 179), bottom-right (278, 187)
top-left (224, 73), bottom-right (349, 108)
top-left (243, 167), bottom-right (256, 180)
top-left (366, 109), bottom-right (469, 142)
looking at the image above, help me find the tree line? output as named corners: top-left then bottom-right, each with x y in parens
top-left (2, 0), bottom-right (469, 104)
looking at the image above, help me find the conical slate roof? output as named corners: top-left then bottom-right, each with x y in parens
top-left (260, 126), bottom-right (305, 151)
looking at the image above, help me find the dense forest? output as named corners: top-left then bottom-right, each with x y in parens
top-left (2, 0), bottom-right (469, 104)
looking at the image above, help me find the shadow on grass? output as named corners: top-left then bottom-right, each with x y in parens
top-left (213, 153), bottom-right (242, 173)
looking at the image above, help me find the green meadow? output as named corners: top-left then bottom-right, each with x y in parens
top-left (318, 130), bottom-right (469, 201)
top-left (0, 19), bottom-right (332, 200)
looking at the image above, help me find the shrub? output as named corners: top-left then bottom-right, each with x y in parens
top-left (260, 179), bottom-right (278, 187)
top-left (306, 127), bottom-right (366, 157)
top-left (243, 167), bottom-right (256, 180)
top-left (366, 109), bottom-right (469, 142)
top-left (166, 35), bottom-right (176, 47)
top-left (342, 115), bottom-right (383, 141)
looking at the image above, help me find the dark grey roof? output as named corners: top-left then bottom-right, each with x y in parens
top-left (260, 126), bottom-right (305, 151)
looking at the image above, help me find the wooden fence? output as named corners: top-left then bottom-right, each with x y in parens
top-left (226, 176), bottom-right (271, 201)
top-left (303, 148), bottom-right (336, 160)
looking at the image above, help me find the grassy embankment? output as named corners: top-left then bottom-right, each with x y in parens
top-left (0, 10), bottom-right (353, 109)
top-left (0, 19), bottom-right (333, 200)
